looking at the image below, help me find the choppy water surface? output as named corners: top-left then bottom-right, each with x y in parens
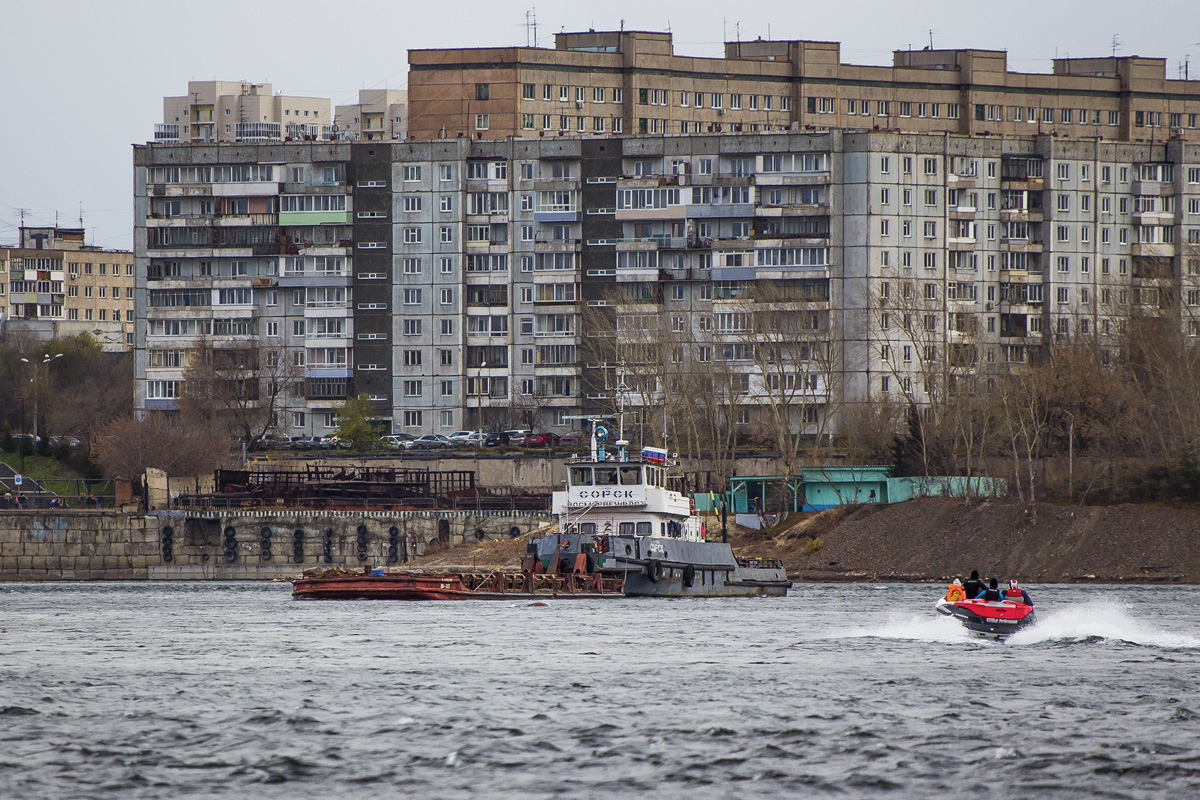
top-left (1, 583), bottom-right (1198, 798)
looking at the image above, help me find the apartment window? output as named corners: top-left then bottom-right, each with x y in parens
top-left (923, 221), bottom-right (937, 238)
top-left (403, 165), bottom-right (421, 182)
top-left (441, 319), bottom-right (454, 336)
top-left (475, 83), bottom-right (489, 101)
top-left (440, 164), bottom-right (454, 182)
top-left (403, 411), bottom-right (422, 428)
top-left (403, 319), bottom-right (422, 335)
top-left (475, 114), bottom-right (490, 131)
top-left (923, 158), bottom-right (938, 176)
top-left (403, 227), bottom-right (422, 244)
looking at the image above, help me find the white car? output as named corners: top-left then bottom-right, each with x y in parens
top-left (446, 430), bottom-right (475, 444)
top-left (460, 431), bottom-right (488, 446)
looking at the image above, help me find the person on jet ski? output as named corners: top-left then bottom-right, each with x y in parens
top-left (944, 579), bottom-right (966, 602)
top-left (963, 569), bottom-right (987, 599)
top-left (981, 578), bottom-right (1003, 602)
top-left (1003, 579), bottom-right (1033, 607)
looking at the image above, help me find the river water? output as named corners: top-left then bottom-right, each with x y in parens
top-left (1, 583), bottom-right (1198, 798)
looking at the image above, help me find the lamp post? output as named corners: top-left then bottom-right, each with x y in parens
top-left (20, 353), bottom-right (64, 444)
top-left (476, 361), bottom-right (487, 447)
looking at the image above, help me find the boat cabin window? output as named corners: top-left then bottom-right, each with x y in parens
top-left (636, 521), bottom-right (652, 535)
top-left (619, 466), bottom-right (642, 485)
top-left (644, 467), bottom-right (663, 488)
top-left (570, 467), bottom-right (593, 486)
top-left (619, 522), bottom-right (635, 536)
top-left (594, 467), bottom-right (618, 485)
top-left (579, 522), bottom-right (596, 535)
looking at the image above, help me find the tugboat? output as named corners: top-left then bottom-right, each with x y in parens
top-left (538, 422), bottom-right (791, 597)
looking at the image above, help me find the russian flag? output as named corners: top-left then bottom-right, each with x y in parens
top-left (641, 447), bottom-right (668, 464)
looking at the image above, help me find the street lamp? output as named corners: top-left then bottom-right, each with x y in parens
top-left (20, 353), bottom-right (64, 443)
top-left (476, 361), bottom-right (487, 447)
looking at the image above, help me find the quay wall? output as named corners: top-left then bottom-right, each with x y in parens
top-left (0, 509), bottom-right (553, 581)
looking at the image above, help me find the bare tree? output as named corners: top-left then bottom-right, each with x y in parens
top-left (179, 336), bottom-right (300, 448)
top-left (94, 414), bottom-right (227, 481)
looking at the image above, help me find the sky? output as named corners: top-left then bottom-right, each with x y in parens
top-left (2, 0), bottom-right (1197, 252)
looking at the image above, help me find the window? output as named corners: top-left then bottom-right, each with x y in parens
top-left (475, 114), bottom-right (490, 131)
top-left (403, 227), bottom-right (422, 244)
top-left (475, 83), bottom-right (489, 101)
top-left (403, 411), bottom-right (422, 428)
top-left (403, 319), bottom-right (422, 335)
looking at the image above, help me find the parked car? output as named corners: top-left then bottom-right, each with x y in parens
top-left (484, 431), bottom-right (505, 447)
top-left (412, 434), bottom-right (452, 450)
top-left (250, 434), bottom-right (291, 452)
top-left (504, 429), bottom-right (532, 445)
top-left (290, 435), bottom-right (322, 450)
top-left (525, 432), bottom-right (560, 447)
top-left (558, 430), bottom-right (587, 445)
top-left (460, 431), bottom-right (488, 446)
top-left (380, 433), bottom-right (416, 450)
top-left (446, 430), bottom-right (475, 445)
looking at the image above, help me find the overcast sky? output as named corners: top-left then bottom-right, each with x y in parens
top-left (2, 0), bottom-right (1196, 251)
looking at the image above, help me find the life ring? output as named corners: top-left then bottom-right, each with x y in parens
top-left (682, 564), bottom-right (696, 588)
top-left (646, 559), bottom-right (663, 583)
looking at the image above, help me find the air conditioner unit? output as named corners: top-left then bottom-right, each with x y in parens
top-left (576, 100), bottom-right (584, 109)
top-left (717, 108), bottom-right (725, 115)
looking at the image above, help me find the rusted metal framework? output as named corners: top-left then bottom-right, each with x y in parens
top-left (175, 465), bottom-right (549, 511)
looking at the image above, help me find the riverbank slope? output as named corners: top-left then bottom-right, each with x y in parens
top-left (732, 498), bottom-right (1200, 583)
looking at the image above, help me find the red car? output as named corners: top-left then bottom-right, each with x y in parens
top-left (558, 430), bottom-right (587, 444)
top-left (524, 432), bottom-right (560, 447)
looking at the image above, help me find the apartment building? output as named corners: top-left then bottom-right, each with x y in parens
top-left (409, 31), bottom-right (1200, 144)
top-left (157, 81), bottom-right (331, 144)
top-left (1, 226), bottom-right (135, 351)
top-left (133, 132), bottom-right (1200, 440)
top-left (334, 89), bottom-right (408, 141)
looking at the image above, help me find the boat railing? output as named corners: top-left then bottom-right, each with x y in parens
top-left (735, 556), bottom-right (784, 569)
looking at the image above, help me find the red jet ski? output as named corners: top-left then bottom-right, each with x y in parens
top-left (936, 595), bottom-right (1036, 639)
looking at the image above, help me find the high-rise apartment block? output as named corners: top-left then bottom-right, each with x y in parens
top-left (157, 81), bottom-right (331, 144)
top-left (2, 226), bottom-right (135, 351)
top-left (409, 31), bottom-right (1200, 144)
top-left (334, 89), bottom-right (408, 141)
top-left (132, 33), bottom-right (1200, 441)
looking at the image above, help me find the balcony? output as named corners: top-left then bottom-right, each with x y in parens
top-left (153, 124), bottom-right (179, 142)
top-left (214, 213), bottom-right (279, 227)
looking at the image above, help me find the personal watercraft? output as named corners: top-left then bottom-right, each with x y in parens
top-left (936, 597), bottom-right (1036, 639)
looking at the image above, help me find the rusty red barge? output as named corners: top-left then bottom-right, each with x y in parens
top-left (292, 560), bottom-right (625, 601)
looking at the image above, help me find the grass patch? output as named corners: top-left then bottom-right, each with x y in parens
top-left (803, 536), bottom-right (823, 555)
top-left (0, 452), bottom-right (86, 482)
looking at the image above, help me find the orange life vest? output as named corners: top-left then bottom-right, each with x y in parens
top-left (945, 584), bottom-right (966, 602)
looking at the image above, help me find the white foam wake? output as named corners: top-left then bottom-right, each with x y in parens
top-left (822, 611), bottom-right (982, 644)
top-left (1006, 600), bottom-right (1200, 649)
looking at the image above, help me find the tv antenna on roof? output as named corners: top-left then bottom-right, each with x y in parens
top-left (1111, 34), bottom-right (1121, 56)
top-left (525, 8), bottom-right (538, 47)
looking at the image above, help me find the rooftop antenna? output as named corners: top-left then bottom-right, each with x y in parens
top-left (525, 8), bottom-right (538, 47)
top-left (929, 29), bottom-right (935, 50)
top-left (1111, 34), bottom-right (1121, 57)
top-left (78, 202), bottom-right (84, 229)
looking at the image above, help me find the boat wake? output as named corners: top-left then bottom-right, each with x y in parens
top-left (822, 612), bottom-right (979, 644)
top-left (1005, 601), bottom-right (1200, 649)
top-left (820, 600), bottom-right (1200, 649)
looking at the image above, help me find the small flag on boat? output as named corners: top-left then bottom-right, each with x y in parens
top-left (641, 447), bottom-right (668, 464)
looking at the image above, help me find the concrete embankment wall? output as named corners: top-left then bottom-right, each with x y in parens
top-left (0, 509), bottom-right (553, 581)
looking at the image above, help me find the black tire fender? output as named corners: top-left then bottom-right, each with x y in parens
top-left (646, 559), bottom-right (663, 583)
top-left (682, 564), bottom-right (696, 588)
